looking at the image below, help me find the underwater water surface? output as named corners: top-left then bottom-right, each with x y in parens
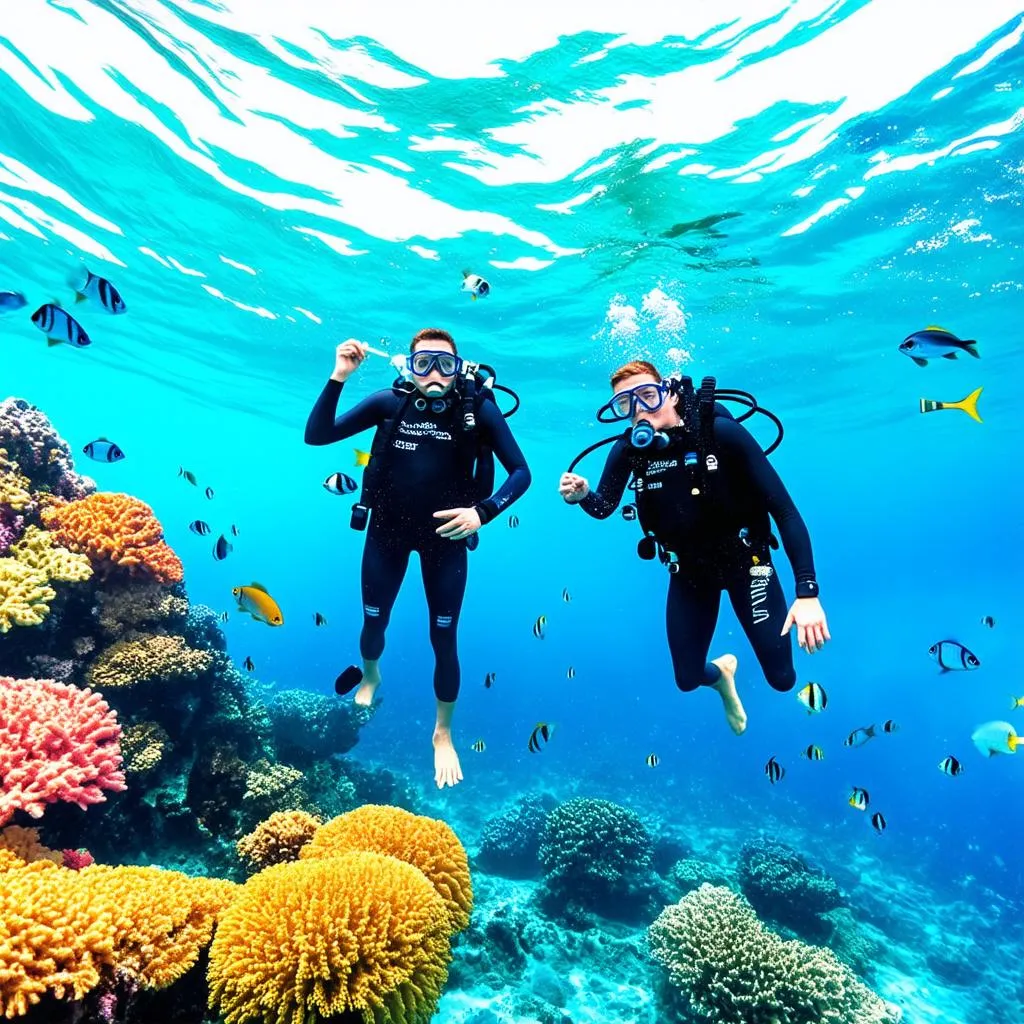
top-left (1, 2), bottom-right (1023, 1023)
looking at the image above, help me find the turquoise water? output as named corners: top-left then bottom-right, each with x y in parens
top-left (2, 2), bottom-right (1024, 1021)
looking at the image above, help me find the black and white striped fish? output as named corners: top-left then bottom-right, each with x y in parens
top-left (75, 269), bottom-right (126, 314)
top-left (189, 520), bottom-right (212, 536)
top-left (31, 304), bottom-right (91, 348)
top-left (82, 437), bottom-right (124, 463)
top-left (929, 640), bottom-right (980, 672)
top-left (764, 756), bottom-right (785, 784)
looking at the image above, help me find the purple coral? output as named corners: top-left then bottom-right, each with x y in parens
top-left (0, 505), bottom-right (23, 555)
top-left (0, 397), bottom-right (95, 500)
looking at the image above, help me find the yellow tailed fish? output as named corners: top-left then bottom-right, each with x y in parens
top-left (919, 386), bottom-right (983, 423)
top-left (232, 581), bottom-right (284, 626)
top-left (354, 449), bottom-right (371, 467)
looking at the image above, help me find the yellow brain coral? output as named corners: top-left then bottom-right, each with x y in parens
top-left (86, 633), bottom-right (214, 689)
top-left (208, 852), bottom-right (453, 1024)
top-left (0, 862), bottom-right (116, 1018)
top-left (301, 804), bottom-right (473, 934)
top-left (236, 810), bottom-right (322, 871)
top-left (78, 865), bottom-right (239, 990)
top-left (0, 558), bottom-right (55, 633)
top-left (10, 526), bottom-right (93, 584)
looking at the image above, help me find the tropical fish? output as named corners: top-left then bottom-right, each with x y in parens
top-left (919, 386), bottom-right (983, 423)
top-left (528, 722), bottom-right (554, 753)
top-left (313, 612), bottom-right (328, 627)
top-left (219, 611), bottom-right (229, 622)
top-left (929, 640), bottom-right (980, 672)
top-left (844, 725), bottom-right (876, 748)
top-left (324, 472), bottom-right (358, 495)
top-left (848, 787), bottom-right (870, 811)
top-left (82, 438), bottom-right (124, 463)
top-left (871, 812), bottom-right (887, 835)
top-left (213, 535), bottom-right (232, 561)
top-left (1011, 696), bottom-right (1024, 710)
top-left (31, 303), bottom-right (91, 348)
top-left (74, 268), bottom-right (126, 313)
top-left (566, 666), bottom-right (575, 679)
top-left (899, 327), bottom-right (979, 366)
top-left (484, 672), bottom-right (496, 689)
top-left (938, 755), bottom-right (964, 777)
top-left (243, 656), bottom-right (254, 672)
top-left (562, 588), bottom-right (571, 602)
top-left (801, 744), bottom-right (824, 761)
top-left (205, 486), bottom-right (215, 500)
top-left (646, 753), bottom-right (660, 768)
top-left (532, 615), bottom-right (547, 639)
top-left (0, 291), bottom-right (27, 313)
top-left (971, 720), bottom-right (1019, 758)
top-left (233, 582), bottom-right (284, 626)
top-left (764, 756), bottom-right (784, 784)
top-left (881, 719), bottom-right (899, 734)
top-left (462, 270), bottom-right (490, 300)
top-left (189, 520), bottom-right (211, 536)
top-left (178, 467), bottom-right (197, 486)
top-left (231, 524), bottom-right (240, 537)
top-left (471, 740), bottom-right (486, 753)
top-left (797, 682), bottom-right (827, 713)
top-left (981, 615), bottom-right (995, 629)
top-left (354, 449), bottom-right (371, 468)
top-left (508, 514), bottom-right (520, 528)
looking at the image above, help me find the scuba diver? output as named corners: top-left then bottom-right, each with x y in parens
top-left (305, 328), bottom-right (530, 787)
top-left (559, 360), bottom-right (828, 735)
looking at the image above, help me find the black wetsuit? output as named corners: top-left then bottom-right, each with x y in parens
top-left (305, 378), bottom-right (531, 702)
top-left (579, 415), bottom-right (818, 692)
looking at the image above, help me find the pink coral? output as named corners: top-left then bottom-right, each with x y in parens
top-left (0, 676), bottom-right (127, 826)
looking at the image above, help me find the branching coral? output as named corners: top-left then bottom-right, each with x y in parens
top-left (208, 852), bottom-right (453, 1024)
top-left (10, 525), bottom-right (93, 583)
top-left (236, 810), bottom-right (322, 871)
top-left (41, 492), bottom-right (183, 584)
top-left (0, 676), bottom-right (125, 825)
top-left (648, 884), bottom-right (902, 1024)
top-left (301, 804), bottom-right (473, 934)
top-left (86, 633), bottom-right (213, 689)
top-left (0, 559), bottom-right (55, 632)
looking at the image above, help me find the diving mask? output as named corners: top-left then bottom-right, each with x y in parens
top-left (597, 381), bottom-right (671, 423)
top-left (407, 350), bottom-right (462, 378)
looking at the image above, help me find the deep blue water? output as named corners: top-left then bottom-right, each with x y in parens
top-left (2, 0), bottom-right (1023, 975)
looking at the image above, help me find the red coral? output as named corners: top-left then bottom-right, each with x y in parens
top-left (0, 676), bottom-right (127, 825)
top-left (61, 847), bottom-right (95, 870)
top-left (41, 492), bottom-right (183, 584)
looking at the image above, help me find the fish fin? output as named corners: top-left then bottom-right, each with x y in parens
top-left (912, 357), bottom-right (928, 367)
top-left (249, 581), bottom-right (269, 593)
top-left (924, 324), bottom-right (951, 333)
top-left (46, 337), bottom-right (64, 347)
top-left (963, 341), bottom-right (980, 358)
top-left (954, 386), bottom-right (984, 423)
top-left (74, 292), bottom-right (87, 303)
top-left (942, 352), bottom-right (957, 359)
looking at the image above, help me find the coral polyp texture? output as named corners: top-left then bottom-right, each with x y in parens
top-left (236, 809), bottom-right (322, 871)
top-left (0, 676), bottom-right (126, 825)
top-left (648, 884), bottom-right (902, 1024)
top-left (86, 633), bottom-right (214, 689)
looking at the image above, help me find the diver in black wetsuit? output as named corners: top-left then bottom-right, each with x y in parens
top-left (305, 328), bottom-right (531, 787)
top-left (559, 358), bottom-right (829, 735)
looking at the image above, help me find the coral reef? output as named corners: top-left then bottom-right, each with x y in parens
top-left (648, 884), bottom-right (902, 1024)
top-left (476, 792), bottom-right (556, 879)
top-left (236, 809), bottom-right (322, 871)
top-left (86, 633), bottom-right (214, 689)
top-left (669, 857), bottom-right (736, 896)
top-left (267, 687), bottom-right (369, 765)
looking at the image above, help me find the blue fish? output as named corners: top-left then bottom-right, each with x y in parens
top-left (929, 640), bottom-right (980, 672)
top-left (75, 269), bottom-right (126, 314)
top-left (31, 304), bottom-right (91, 348)
top-left (899, 327), bottom-right (979, 366)
top-left (0, 291), bottom-right (27, 313)
top-left (82, 438), bottom-right (124, 462)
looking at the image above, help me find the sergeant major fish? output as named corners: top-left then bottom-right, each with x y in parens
top-left (73, 268), bottom-right (126, 314)
top-left (31, 304), bottom-right (91, 348)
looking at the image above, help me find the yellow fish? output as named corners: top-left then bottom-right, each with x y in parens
top-left (1011, 696), bottom-right (1024, 710)
top-left (354, 449), bottom-right (371, 467)
top-left (919, 386), bottom-right (983, 423)
top-left (232, 582), bottom-right (284, 626)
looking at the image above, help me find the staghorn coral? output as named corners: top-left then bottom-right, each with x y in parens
top-left (95, 580), bottom-right (188, 638)
top-left (301, 804), bottom-right (473, 934)
top-left (10, 525), bottom-right (93, 583)
top-left (79, 864), bottom-right (239, 990)
top-left (41, 492), bottom-right (183, 584)
top-left (120, 721), bottom-right (170, 774)
top-left (0, 676), bottom-right (126, 825)
top-left (0, 825), bottom-right (63, 869)
top-left (0, 398), bottom-right (94, 500)
top-left (0, 860), bottom-right (117, 1018)
top-left (208, 851), bottom-right (453, 1024)
top-left (0, 558), bottom-right (55, 632)
top-left (648, 884), bottom-right (901, 1024)
top-left (86, 633), bottom-right (213, 689)
top-left (236, 810), bottom-right (322, 871)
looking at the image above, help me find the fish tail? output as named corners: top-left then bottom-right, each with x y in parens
top-left (919, 398), bottom-right (941, 414)
top-left (963, 341), bottom-right (980, 358)
top-left (46, 337), bottom-right (64, 347)
top-left (953, 386), bottom-right (984, 423)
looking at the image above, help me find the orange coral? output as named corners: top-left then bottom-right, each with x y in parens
top-left (236, 810), bottom-right (321, 871)
top-left (300, 804), bottom-right (473, 934)
top-left (208, 852), bottom-right (452, 1024)
top-left (41, 492), bottom-right (183, 584)
top-left (0, 825), bottom-right (62, 870)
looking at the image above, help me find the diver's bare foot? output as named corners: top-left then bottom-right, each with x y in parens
top-left (354, 666), bottom-right (381, 707)
top-left (432, 728), bottom-right (463, 789)
top-left (711, 654), bottom-right (747, 735)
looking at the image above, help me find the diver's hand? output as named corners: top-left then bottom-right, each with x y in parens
top-left (781, 597), bottom-right (831, 654)
top-left (433, 507), bottom-right (482, 541)
top-left (331, 339), bottom-right (368, 383)
top-left (559, 472), bottom-right (590, 504)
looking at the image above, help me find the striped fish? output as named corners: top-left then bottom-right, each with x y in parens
top-left (82, 438), bottom-right (124, 463)
top-left (31, 304), bottom-right (91, 348)
top-left (75, 269), bottom-right (126, 313)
